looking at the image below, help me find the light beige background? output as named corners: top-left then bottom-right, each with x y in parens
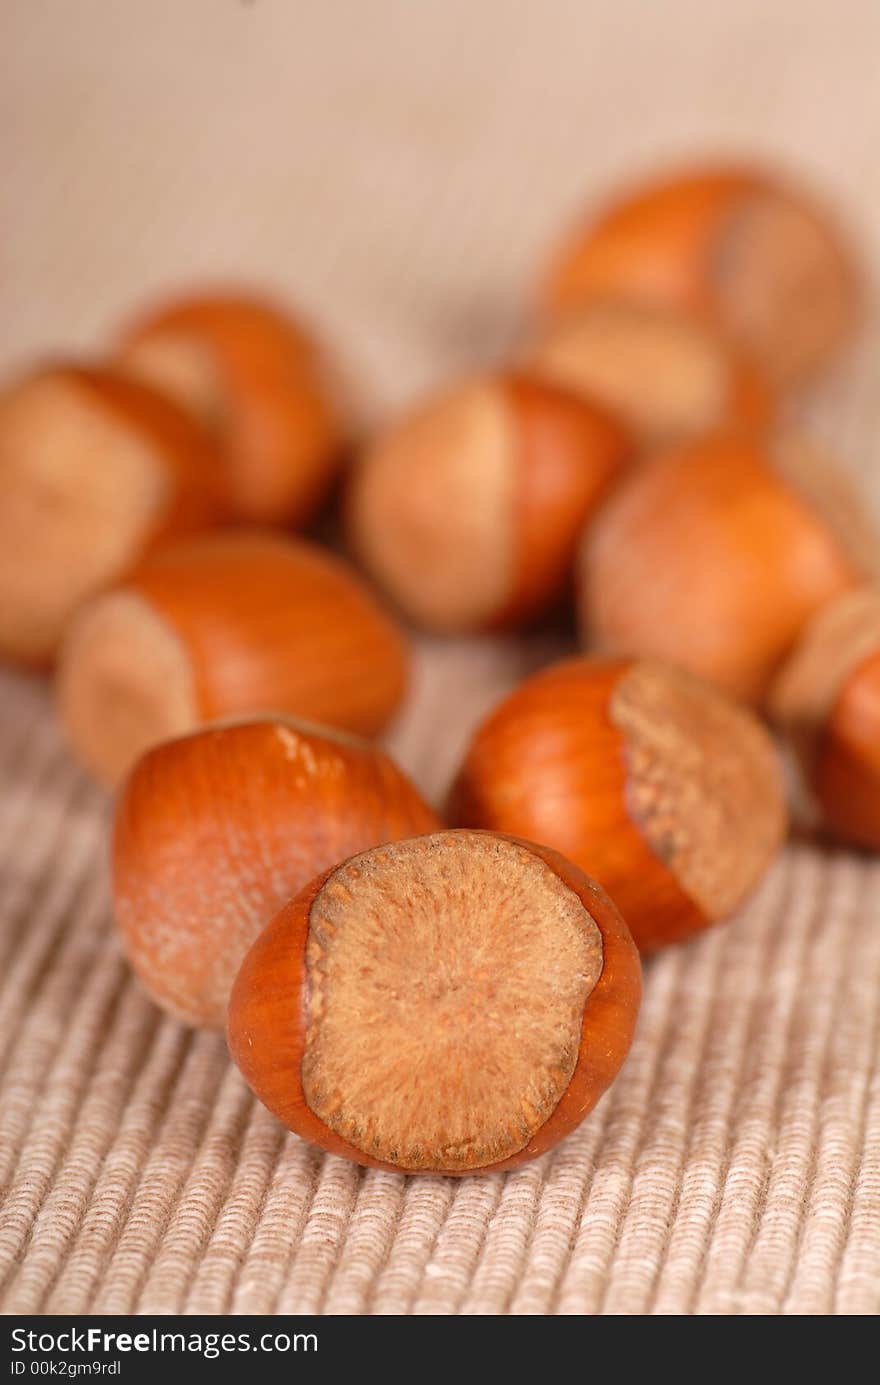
top-left (2, 0), bottom-right (880, 1314)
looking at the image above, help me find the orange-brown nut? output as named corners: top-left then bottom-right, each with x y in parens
top-left (0, 364), bottom-right (225, 666)
top-left (768, 588), bottom-right (880, 849)
top-left (450, 657), bottom-right (787, 952)
top-left (228, 829), bottom-right (641, 1174)
top-left (58, 531), bottom-right (409, 784)
top-left (542, 164), bottom-right (858, 386)
top-left (578, 434), bottom-right (875, 704)
top-left (118, 291), bottom-right (343, 526)
top-left (346, 372), bottom-right (632, 632)
top-left (113, 718), bottom-right (440, 1027)
top-left (527, 300), bottom-right (772, 446)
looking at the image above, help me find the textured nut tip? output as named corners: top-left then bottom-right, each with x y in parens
top-left (611, 661), bottom-right (787, 921)
top-left (449, 656), bottom-right (785, 952)
top-left (112, 718), bottom-right (439, 1027)
top-left (228, 830), bottom-right (641, 1175)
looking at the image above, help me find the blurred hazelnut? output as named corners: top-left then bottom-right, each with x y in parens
top-left (579, 434), bottom-right (877, 703)
top-left (347, 372), bottom-right (632, 632)
top-left (119, 291), bottom-right (343, 526)
top-left (58, 532), bottom-right (408, 784)
top-left (542, 164), bottom-right (858, 386)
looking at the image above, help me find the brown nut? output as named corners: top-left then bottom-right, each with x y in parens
top-left (768, 588), bottom-right (880, 849)
top-left (228, 829), bottom-right (641, 1174)
top-left (113, 718), bottom-right (440, 1027)
top-left (0, 364), bottom-right (225, 665)
top-left (346, 372), bottom-right (632, 632)
top-left (578, 433), bottom-right (877, 704)
top-left (118, 291), bottom-right (343, 526)
top-left (450, 657), bottom-right (787, 952)
top-left (542, 164), bottom-right (858, 386)
top-left (527, 300), bottom-right (772, 446)
top-left (58, 531), bottom-right (408, 784)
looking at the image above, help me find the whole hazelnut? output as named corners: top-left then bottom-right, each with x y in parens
top-left (0, 365), bottom-right (224, 666)
top-left (346, 372), bottom-right (631, 633)
top-left (118, 291), bottom-right (342, 526)
top-left (113, 718), bottom-right (440, 1027)
top-left (768, 588), bottom-right (880, 849)
top-left (58, 531), bottom-right (408, 784)
top-left (579, 434), bottom-right (877, 704)
top-left (542, 164), bottom-right (858, 386)
top-left (450, 657), bottom-right (787, 952)
top-left (527, 300), bottom-right (772, 446)
top-left (228, 829), bottom-right (641, 1174)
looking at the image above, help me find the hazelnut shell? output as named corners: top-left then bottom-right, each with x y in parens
top-left (58, 531), bottom-right (409, 784)
top-left (228, 829), bottom-right (641, 1174)
top-left (113, 717), bottom-right (440, 1027)
top-left (119, 292), bottom-right (342, 526)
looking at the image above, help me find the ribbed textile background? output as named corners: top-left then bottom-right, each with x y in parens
top-left (2, 0), bottom-right (880, 1315)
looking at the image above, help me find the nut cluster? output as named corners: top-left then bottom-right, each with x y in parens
top-left (1, 159), bottom-right (875, 1176)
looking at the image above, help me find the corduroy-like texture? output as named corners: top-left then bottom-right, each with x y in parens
top-left (2, 0), bottom-right (880, 1315)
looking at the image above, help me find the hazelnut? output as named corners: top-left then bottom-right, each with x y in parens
top-left (527, 300), bottom-right (772, 446)
top-left (346, 372), bottom-right (631, 632)
top-left (768, 588), bottom-right (880, 849)
top-left (228, 829), bottom-right (641, 1174)
top-left (57, 531), bottom-right (408, 784)
top-left (118, 291), bottom-right (342, 526)
top-left (0, 364), bottom-right (224, 666)
top-left (113, 717), bottom-right (440, 1027)
top-left (450, 657), bottom-right (787, 952)
top-left (542, 164), bottom-right (858, 386)
top-left (579, 434), bottom-right (877, 704)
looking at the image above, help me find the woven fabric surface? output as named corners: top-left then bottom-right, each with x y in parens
top-left (2, 0), bottom-right (880, 1315)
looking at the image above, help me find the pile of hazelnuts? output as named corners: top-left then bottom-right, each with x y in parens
top-left (1, 162), bottom-right (876, 1177)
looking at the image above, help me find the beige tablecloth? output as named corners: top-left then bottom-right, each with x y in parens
top-left (2, 0), bottom-right (880, 1315)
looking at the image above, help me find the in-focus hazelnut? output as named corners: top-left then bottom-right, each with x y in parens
top-left (0, 365), bottom-right (224, 665)
top-left (579, 434), bottom-right (877, 704)
top-left (118, 291), bottom-right (342, 526)
top-left (450, 657), bottom-right (787, 952)
top-left (228, 829), bottom-right (641, 1173)
top-left (58, 531), bottom-right (408, 784)
top-left (113, 717), bottom-right (440, 1027)
top-left (347, 372), bottom-right (631, 632)
top-left (542, 164), bottom-right (858, 386)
